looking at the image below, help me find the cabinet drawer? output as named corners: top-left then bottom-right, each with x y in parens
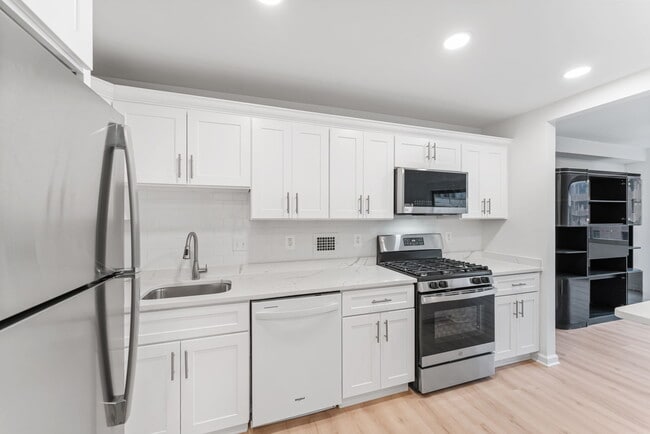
top-left (133, 302), bottom-right (249, 346)
top-left (494, 273), bottom-right (540, 296)
top-left (342, 285), bottom-right (414, 317)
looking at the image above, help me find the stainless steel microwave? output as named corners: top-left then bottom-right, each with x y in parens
top-left (395, 167), bottom-right (468, 215)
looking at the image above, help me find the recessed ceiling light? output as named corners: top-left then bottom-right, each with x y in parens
top-left (563, 65), bottom-right (592, 79)
top-left (258, 0), bottom-right (282, 5)
top-left (443, 32), bottom-right (471, 50)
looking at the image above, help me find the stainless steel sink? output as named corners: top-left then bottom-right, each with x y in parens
top-left (142, 281), bottom-right (232, 300)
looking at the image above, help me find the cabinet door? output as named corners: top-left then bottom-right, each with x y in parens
top-left (181, 333), bottom-right (250, 434)
top-left (395, 136), bottom-right (429, 169)
top-left (363, 132), bottom-right (394, 219)
top-left (187, 111), bottom-right (251, 187)
top-left (516, 292), bottom-right (539, 356)
top-left (494, 296), bottom-right (517, 362)
top-left (429, 139), bottom-right (461, 171)
top-left (330, 129), bottom-right (364, 219)
top-left (19, 0), bottom-right (93, 68)
top-left (480, 145), bottom-right (508, 219)
top-left (380, 309), bottom-right (414, 389)
top-left (461, 143), bottom-right (483, 219)
top-left (126, 342), bottom-right (181, 434)
top-left (251, 118), bottom-right (291, 219)
top-left (291, 124), bottom-right (329, 219)
top-left (113, 101), bottom-right (187, 185)
top-left (342, 313), bottom-right (381, 398)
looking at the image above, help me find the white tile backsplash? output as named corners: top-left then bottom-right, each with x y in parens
top-left (136, 186), bottom-right (484, 271)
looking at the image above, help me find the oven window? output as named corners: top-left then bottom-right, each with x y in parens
top-left (418, 295), bottom-right (494, 358)
top-left (404, 170), bottom-right (466, 208)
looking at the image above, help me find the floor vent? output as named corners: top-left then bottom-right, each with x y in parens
top-left (314, 234), bottom-right (336, 253)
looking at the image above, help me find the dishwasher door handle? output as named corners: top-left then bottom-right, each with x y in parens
top-left (254, 303), bottom-right (339, 320)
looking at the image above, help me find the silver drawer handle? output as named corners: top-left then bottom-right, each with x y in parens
top-left (371, 298), bottom-right (392, 304)
top-left (511, 283), bottom-right (527, 287)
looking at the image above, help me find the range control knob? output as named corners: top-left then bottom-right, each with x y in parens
top-left (438, 281), bottom-right (448, 289)
top-left (428, 281), bottom-right (439, 289)
top-left (480, 277), bottom-right (491, 284)
top-left (470, 277), bottom-right (482, 284)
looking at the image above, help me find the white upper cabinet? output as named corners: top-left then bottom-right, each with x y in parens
top-left (330, 129), bottom-right (364, 219)
top-left (113, 101), bottom-right (187, 185)
top-left (330, 129), bottom-right (394, 220)
top-left (251, 119), bottom-right (328, 219)
top-left (251, 118), bottom-right (291, 219)
top-left (395, 135), bottom-right (461, 171)
top-left (7, 0), bottom-right (93, 70)
top-left (363, 133), bottom-right (395, 219)
top-left (187, 111), bottom-right (251, 187)
top-left (461, 143), bottom-right (508, 219)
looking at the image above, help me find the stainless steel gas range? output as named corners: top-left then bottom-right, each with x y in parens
top-left (377, 233), bottom-right (496, 394)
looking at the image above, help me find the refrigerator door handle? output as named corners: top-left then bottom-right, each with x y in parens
top-left (96, 123), bottom-right (141, 426)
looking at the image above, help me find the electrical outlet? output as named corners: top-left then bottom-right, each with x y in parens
top-left (285, 235), bottom-right (296, 250)
top-left (445, 232), bottom-right (453, 242)
top-left (233, 237), bottom-right (247, 252)
top-left (353, 234), bottom-right (362, 248)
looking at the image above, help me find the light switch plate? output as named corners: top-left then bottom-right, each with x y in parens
top-left (444, 232), bottom-right (453, 242)
top-left (233, 237), bottom-right (248, 252)
top-left (285, 235), bottom-right (296, 250)
top-left (353, 234), bottom-right (362, 248)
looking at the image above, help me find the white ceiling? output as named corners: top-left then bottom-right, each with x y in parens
top-left (555, 92), bottom-right (650, 147)
top-left (94, 0), bottom-right (650, 128)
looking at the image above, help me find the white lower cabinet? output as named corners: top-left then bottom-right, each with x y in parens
top-left (127, 342), bottom-right (181, 434)
top-left (495, 291), bottom-right (539, 363)
top-left (127, 304), bottom-right (250, 434)
top-left (342, 308), bottom-right (414, 401)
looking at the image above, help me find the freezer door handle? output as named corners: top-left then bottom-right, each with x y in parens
top-left (96, 123), bottom-right (141, 426)
top-left (254, 303), bottom-right (339, 320)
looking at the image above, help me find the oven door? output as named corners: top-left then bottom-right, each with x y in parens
top-left (418, 289), bottom-right (495, 367)
top-left (395, 167), bottom-right (467, 215)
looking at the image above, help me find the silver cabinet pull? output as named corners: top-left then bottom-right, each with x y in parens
top-left (189, 155), bottom-right (194, 179)
top-left (426, 142), bottom-right (431, 160)
top-left (487, 198), bottom-right (492, 215)
top-left (358, 195), bottom-right (363, 214)
top-left (511, 282), bottom-right (527, 287)
top-left (184, 351), bottom-right (189, 379)
top-left (519, 300), bottom-right (524, 318)
top-left (366, 195), bottom-right (370, 214)
top-left (513, 301), bottom-right (518, 319)
top-left (481, 199), bottom-right (486, 215)
top-left (177, 154), bottom-right (182, 179)
top-left (375, 321), bottom-right (380, 343)
top-left (286, 192), bottom-right (290, 215)
top-left (295, 193), bottom-right (299, 215)
top-left (433, 142), bottom-right (437, 160)
top-left (371, 298), bottom-right (392, 304)
top-left (384, 320), bottom-right (389, 342)
top-left (171, 352), bottom-right (175, 381)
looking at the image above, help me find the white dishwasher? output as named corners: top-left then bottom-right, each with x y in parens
top-left (251, 293), bottom-right (341, 427)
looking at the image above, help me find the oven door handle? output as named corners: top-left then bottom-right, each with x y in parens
top-left (421, 288), bottom-right (495, 304)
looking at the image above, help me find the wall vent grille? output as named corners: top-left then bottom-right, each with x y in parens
top-left (315, 235), bottom-right (336, 252)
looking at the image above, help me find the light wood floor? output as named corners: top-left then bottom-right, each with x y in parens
top-left (249, 320), bottom-right (650, 433)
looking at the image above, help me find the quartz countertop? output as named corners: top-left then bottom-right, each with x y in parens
top-left (446, 251), bottom-right (543, 276)
top-left (137, 257), bottom-right (416, 312)
top-left (615, 301), bottom-right (650, 326)
top-left (136, 251), bottom-right (542, 312)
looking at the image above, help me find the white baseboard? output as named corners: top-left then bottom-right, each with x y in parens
top-left (495, 354), bottom-right (533, 367)
top-left (211, 422), bottom-right (248, 434)
top-left (339, 384), bottom-right (409, 408)
top-left (535, 352), bottom-right (560, 367)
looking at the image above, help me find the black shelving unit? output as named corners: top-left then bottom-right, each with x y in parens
top-left (556, 169), bottom-right (643, 330)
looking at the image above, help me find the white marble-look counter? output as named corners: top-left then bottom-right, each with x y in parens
top-left (615, 301), bottom-right (650, 326)
top-left (137, 257), bottom-right (416, 312)
top-left (446, 251), bottom-right (543, 276)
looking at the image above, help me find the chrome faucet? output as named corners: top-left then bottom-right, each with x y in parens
top-left (182, 232), bottom-right (208, 280)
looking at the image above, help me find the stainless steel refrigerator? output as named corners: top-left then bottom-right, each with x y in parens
top-left (0, 10), bottom-right (140, 434)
